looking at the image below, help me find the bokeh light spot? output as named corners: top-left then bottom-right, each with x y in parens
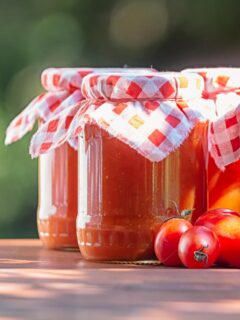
top-left (109, 0), bottom-right (168, 50)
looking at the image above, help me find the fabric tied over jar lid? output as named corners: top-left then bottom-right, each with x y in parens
top-left (5, 67), bottom-right (153, 148)
top-left (183, 68), bottom-right (240, 170)
top-left (30, 71), bottom-right (217, 163)
top-left (81, 72), bottom-right (204, 100)
top-left (28, 68), bottom-right (157, 153)
top-left (5, 68), bottom-right (94, 145)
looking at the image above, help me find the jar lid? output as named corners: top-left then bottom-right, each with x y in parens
top-left (183, 68), bottom-right (240, 96)
top-left (82, 72), bottom-right (204, 100)
top-left (41, 67), bottom-right (156, 92)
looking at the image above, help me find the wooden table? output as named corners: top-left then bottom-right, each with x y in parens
top-left (0, 240), bottom-right (240, 320)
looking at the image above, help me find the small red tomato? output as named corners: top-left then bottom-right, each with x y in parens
top-left (178, 226), bottom-right (220, 268)
top-left (195, 209), bottom-right (240, 267)
top-left (154, 218), bottom-right (192, 266)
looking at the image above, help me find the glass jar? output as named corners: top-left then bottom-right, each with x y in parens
top-left (77, 122), bottom-right (208, 261)
top-left (5, 68), bottom-right (94, 250)
top-left (37, 142), bottom-right (78, 249)
top-left (74, 71), bottom-right (210, 261)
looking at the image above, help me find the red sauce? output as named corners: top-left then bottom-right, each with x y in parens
top-left (208, 157), bottom-right (240, 212)
top-left (37, 143), bottom-right (78, 249)
top-left (77, 123), bottom-right (207, 261)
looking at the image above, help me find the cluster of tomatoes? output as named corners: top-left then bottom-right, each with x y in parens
top-left (154, 208), bottom-right (240, 268)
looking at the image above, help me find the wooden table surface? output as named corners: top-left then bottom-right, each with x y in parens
top-left (0, 240), bottom-right (240, 320)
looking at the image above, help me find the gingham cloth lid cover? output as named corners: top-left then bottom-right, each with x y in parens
top-left (30, 71), bottom-right (217, 163)
top-left (5, 67), bottom-right (155, 146)
top-left (183, 68), bottom-right (240, 170)
top-left (81, 72), bottom-right (204, 100)
top-left (5, 68), bottom-right (94, 145)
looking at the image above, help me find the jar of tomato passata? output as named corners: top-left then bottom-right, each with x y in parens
top-left (5, 68), bottom-right (94, 249)
top-left (23, 68), bottom-right (157, 250)
top-left (70, 71), bottom-right (214, 261)
top-left (183, 68), bottom-right (240, 213)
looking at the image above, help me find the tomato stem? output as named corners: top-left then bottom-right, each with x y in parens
top-left (181, 208), bottom-right (195, 218)
top-left (169, 200), bottom-right (194, 218)
top-left (194, 244), bottom-right (209, 267)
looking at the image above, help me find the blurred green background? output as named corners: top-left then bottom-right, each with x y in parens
top-left (1, 0), bottom-right (240, 238)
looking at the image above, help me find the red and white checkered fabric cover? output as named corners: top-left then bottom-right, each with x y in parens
top-left (5, 68), bottom-right (94, 145)
top-left (5, 67), bottom-right (154, 147)
top-left (183, 68), bottom-right (240, 169)
top-left (30, 72), bottom-right (217, 162)
top-left (81, 72), bottom-right (204, 100)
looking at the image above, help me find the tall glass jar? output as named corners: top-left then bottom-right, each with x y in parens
top-left (76, 72), bottom-right (211, 261)
top-left (5, 68), bottom-right (94, 250)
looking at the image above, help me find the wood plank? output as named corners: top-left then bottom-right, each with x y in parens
top-left (0, 240), bottom-right (240, 320)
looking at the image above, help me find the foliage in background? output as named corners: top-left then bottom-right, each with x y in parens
top-left (0, 0), bottom-right (240, 237)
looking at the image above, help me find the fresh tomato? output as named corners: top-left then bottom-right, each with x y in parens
top-left (154, 218), bottom-right (192, 266)
top-left (195, 209), bottom-right (240, 267)
top-left (178, 226), bottom-right (220, 268)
